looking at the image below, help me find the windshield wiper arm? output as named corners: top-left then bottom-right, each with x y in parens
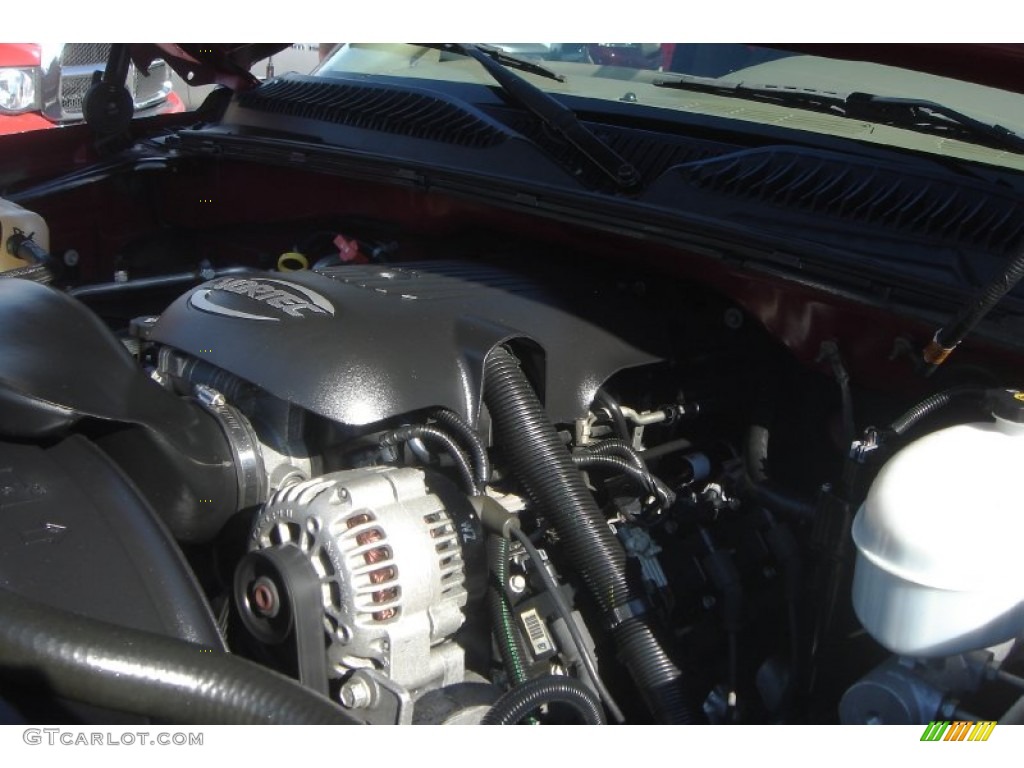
top-left (445, 43), bottom-right (641, 191)
top-left (653, 77), bottom-right (1024, 154)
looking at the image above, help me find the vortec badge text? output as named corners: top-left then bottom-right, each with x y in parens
top-left (210, 278), bottom-right (331, 316)
top-left (189, 277), bottom-right (335, 321)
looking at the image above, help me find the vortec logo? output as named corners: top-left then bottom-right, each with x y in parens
top-left (189, 277), bottom-right (335, 321)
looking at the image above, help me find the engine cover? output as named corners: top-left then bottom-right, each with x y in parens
top-left (148, 262), bottom-right (657, 427)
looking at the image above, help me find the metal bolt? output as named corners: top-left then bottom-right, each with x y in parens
top-left (63, 249), bottom-right (79, 267)
top-left (113, 270), bottom-right (129, 283)
top-left (339, 678), bottom-right (373, 709)
top-left (701, 594), bottom-right (717, 610)
top-left (250, 577), bottom-right (280, 618)
top-left (508, 574), bottom-right (527, 594)
top-left (723, 308), bottom-right (744, 330)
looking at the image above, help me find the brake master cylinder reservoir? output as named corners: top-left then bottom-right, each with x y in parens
top-left (0, 198), bottom-right (49, 273)
top-left (851, 389), bottom-right (1024, 657)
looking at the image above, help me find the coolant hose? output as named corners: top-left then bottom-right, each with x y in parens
top-left (482, 675), bottom-right (605, 724)
top-left (889, 386), bottom-right (989, 436)
top-left (483, 345), bottom-right (701, 724)
top-left (0, 587), bottom-right (358, 724)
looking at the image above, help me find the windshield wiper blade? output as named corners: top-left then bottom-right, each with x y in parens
top-left (844, 93), bottom-right (1024, 154)
top-left (472, 44), bottom-right (567, 83)
top-left (415, 42), bottom-right (566, 83)
top-left (653, 77), bottom-right (1024, 154)
top-left (445, 43), bottom-right (641, 191)
top-left (653, 76), bottom-right (848, 112)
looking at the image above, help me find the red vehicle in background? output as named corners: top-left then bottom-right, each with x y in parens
top-left (0, 43), bottom-right (182, 134)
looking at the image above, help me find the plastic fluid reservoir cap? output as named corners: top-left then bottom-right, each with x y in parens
top-left (851, 417), bottom-right (1024, 657)
top-left (992, 389), bottom-right (1024, 424)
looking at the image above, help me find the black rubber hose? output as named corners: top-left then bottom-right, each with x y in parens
top-left (818, 341), bottom-right (856, 447)
top-left (743, 420), bottom-right (815, 521)
top-left (594, 389), bottom-right (631, 441)
top-left (380, 424), bottom-right (479, 495)
top-left (487, 534), bottom-right (528, 687)
top-left (580, 437), bottom-right (645, 466)
top-left (483, 346), bottom-right (700, 723)
top-left (432, 407), bottom-right (491, 488)
top-left (0, 587), bottom-right (358, 724)
top-left (482, 674), bottom-right (606, 725)
top-left (748, 480), bottom-right (816, 522)
top-left (580, 437), bottom-right (654, 481)
top-left (572, 452), bottom-right (676, 508)
top-left (579, 438), bottom-right (669, 498)
top-left (889, 386), bottom-right (989, 436)
top-left (592, 439), bottom-right (681, 503)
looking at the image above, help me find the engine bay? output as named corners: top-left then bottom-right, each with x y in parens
top-left (1, 151), bottom-right (1023, 726)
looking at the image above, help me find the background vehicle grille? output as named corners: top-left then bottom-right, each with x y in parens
top-left (56, 44), bottom-right (171, 120)
top-left (60, 43), bottom-right (112, 68)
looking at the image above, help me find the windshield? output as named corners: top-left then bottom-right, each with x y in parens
top-left (314, 44), bottom-right (1024, 170)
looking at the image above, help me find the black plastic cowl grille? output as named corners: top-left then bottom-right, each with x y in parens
top-left (482, 105), bottom-right (735, 191)
top-left (236, 78), bottom-right (510, 149)
top-left (673, 149), bottom-right (1024, 256)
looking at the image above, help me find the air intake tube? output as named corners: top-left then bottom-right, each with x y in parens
top-left (483, 346), bottom-right (701, 723)
top-left (0, 587), bottom-right (358, 724)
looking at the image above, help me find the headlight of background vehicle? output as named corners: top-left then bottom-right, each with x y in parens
top-left (0, 68), bottom-right (41, 114)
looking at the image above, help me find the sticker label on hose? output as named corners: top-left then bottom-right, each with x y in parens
top-left (520, 608), bottom-right (554, 657)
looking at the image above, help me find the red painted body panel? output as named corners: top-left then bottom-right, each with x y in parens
top-left (0, 112), bottom-right (54, 135)
top-left (0, 43), bottom-right (41, 67)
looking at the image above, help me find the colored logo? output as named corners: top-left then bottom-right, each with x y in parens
top-left (920, 720), bottom-right (996, 742)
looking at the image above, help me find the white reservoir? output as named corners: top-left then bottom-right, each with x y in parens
top-left (852, 390), bottom-right (1024, 657)
top-left (0, 197), bottom-right (50, 272)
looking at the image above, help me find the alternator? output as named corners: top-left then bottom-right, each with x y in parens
top-left (248, 466), bottom-right (478, 695)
